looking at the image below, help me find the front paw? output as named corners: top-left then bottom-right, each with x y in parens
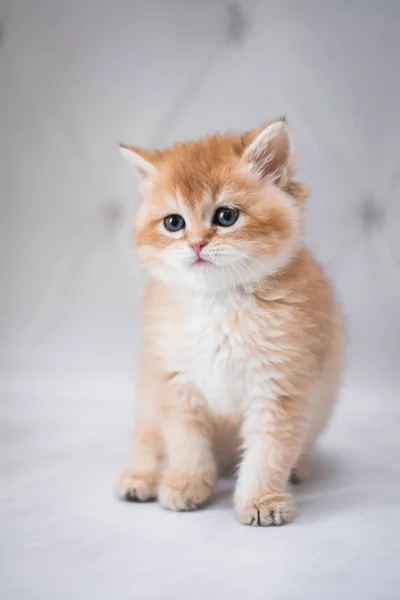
top-left (158, 474), bottom-right (212, 511)
top-left (117, 471), bottom-right (158, 502)
top-left (235, 493), bottom-right (294, 526)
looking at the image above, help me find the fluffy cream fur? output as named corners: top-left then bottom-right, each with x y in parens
top-left (117, 119), bottom-right (344, 526)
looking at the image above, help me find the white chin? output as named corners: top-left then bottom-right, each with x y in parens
top-left (151, 263), bottom-right (240, 292)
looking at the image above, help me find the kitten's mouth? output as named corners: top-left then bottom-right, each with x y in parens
top-left (192, 257), bottom-right (210, 267)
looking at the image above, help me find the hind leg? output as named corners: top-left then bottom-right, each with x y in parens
top-left (117, 351), bottom-right (165, 501)
top-left (290, 343), bottom-right (343, 485)
top-left (290, 453), bottom-right (309, 484)
top-left (117, 423), bottom-right (162, 501)
top-left (213, 417), bottom-right (241, 477)
top-left (289, 396), bottom-right (334, 485)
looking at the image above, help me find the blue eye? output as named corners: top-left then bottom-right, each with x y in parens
top-left (164, 214), bottom-right (185, 232)
top-left (213, 207), bottom-right (239, 227)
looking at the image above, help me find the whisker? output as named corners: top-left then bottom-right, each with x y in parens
top-left (230, 248), bottom-right (279, 286)
top-left (226, 259), bottom-right (251, 294)
top-left (218, 251), bottom-right (263, 293)
top-left (220, 258), bottom-right (242, 294)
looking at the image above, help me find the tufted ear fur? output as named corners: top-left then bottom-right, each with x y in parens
top-left (120, 145), bottom-right (160, 189)
top-left (241, 119), bottom-right (294, 187)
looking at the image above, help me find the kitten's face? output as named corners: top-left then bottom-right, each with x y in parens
top-left (122, 120), bottom-right (306, 292)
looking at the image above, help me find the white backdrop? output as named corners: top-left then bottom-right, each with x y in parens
top-left (1, 2), bottom-right (400, 599)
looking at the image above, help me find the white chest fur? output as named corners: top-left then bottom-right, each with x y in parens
top-left (159, 291), bottom-right (276, 414)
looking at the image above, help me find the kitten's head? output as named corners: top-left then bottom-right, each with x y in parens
top-left (121, 119), bottom-right (307, 292)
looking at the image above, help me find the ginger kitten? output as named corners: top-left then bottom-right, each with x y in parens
top-left (118, 119), bottom-right (344, 526)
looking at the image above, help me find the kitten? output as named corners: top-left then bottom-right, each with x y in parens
top-left (117, 119), bottom-right (344, 526)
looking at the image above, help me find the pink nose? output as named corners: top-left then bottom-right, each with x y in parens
top-left (190, 241), bottom-right (207, 257)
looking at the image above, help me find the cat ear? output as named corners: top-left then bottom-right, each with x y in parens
top-left (119, 144), bottom-right (159, 188)
top-left (242, 119), bottom-right (294, 186)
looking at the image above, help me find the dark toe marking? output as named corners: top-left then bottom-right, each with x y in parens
top-left (125, 489), bottom-right (154, 503)
top-left (290, 471), bottom-right (301, 484)
top-left (125, 489), bottom-right (139, 501)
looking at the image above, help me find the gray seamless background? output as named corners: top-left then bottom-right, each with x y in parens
top-left (1, 2), bottom-right (400, 599)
